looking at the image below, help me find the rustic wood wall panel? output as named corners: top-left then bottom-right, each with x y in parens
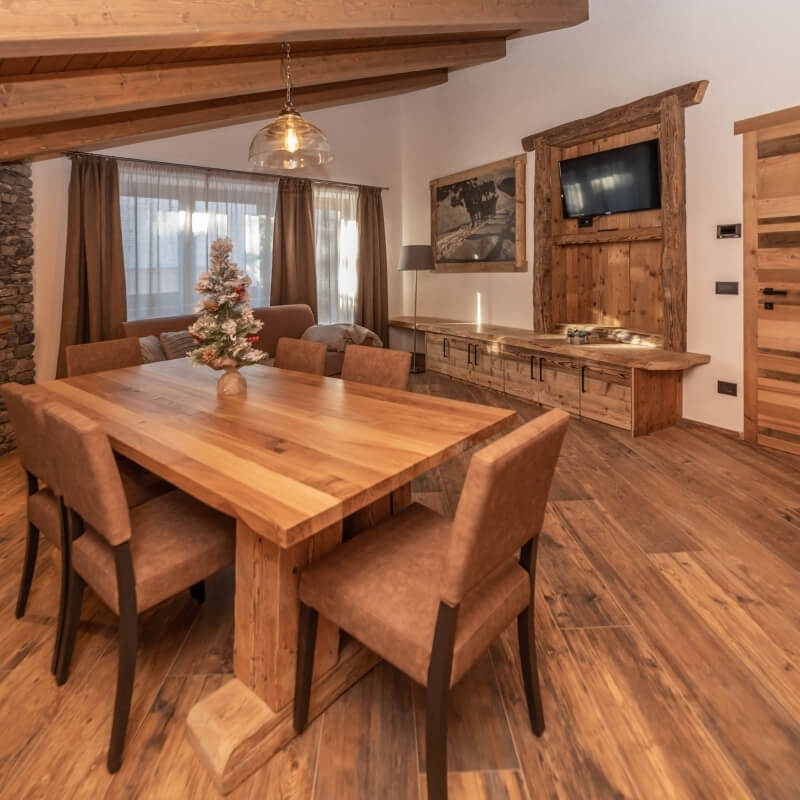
top-left (533, 143), bottom-right (554, 333)
top-left (658, 95), bottom-right (687, 351)
top-left (551, 131), bottom-right (664, 333)
top-left (524, 82), bottom-right (704, 350)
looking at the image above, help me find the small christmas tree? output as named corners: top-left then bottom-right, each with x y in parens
top-left (188, 238), bottom-right (266, 370)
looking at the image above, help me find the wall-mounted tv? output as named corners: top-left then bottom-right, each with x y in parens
top-left (559, 139), bottom-right (661, 219)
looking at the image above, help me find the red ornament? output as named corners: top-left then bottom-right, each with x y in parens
top-left (190, 332), bottom-right (203, 341)
top-left (247, 336), bottom-right (259, 343)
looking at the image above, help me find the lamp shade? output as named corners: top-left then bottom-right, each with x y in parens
top-left (397, 244), bottom-right (435, 271)
top-left (249, 108), bottom-right (333, 170)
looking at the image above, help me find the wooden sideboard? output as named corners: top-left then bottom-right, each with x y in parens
top-left (389, 317), bottom-right (710, 436)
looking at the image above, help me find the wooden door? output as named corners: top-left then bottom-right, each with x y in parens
top-left (503, 346), bottom-right (540, 402)
top-left (538, 354), bottom-right (581, 414)
top-left (425, 333), bottom-right (451, 376)
top-left (740, 110), bottom-right (800, 454)
top-left (580, 364), bottom-right (632, 430)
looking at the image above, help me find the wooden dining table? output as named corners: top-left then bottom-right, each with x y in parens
top-left (38, 358), bottom-right (517, 793)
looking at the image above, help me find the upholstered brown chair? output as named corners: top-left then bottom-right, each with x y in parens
top-left (340, 344), bottom-right (411, 390)
top-left (63, 338), bottom-right (172, 508)
top-left (273, 337), bottom-right (327, 375)
top-left (0, 383), bottom-right (66, 672)
top-left (294, 409), bottom-right (569, 800)
top-left (44, 402), bottom-right (236, 773)
top-left (64, 337), bottom-right (143, 377)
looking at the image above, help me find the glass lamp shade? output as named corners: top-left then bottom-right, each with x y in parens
top-left (248, 107), bottom-right (333, 170)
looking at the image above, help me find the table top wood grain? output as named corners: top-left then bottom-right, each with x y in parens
top-left (38, 359), bottom-right (516, 547)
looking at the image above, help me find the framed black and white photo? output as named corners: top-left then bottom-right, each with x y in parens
top-left (429, 154), bottom-right (527, 273)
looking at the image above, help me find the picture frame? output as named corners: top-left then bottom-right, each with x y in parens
top-left (429, 154), bottom-right (527, 273)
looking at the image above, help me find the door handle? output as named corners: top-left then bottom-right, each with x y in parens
top-left (466, 343), bottom-right (473, 365)
top-left (762, 288), bottom-right (788, 296)
top-left (581, 365), bottom-right (586, 393)
top-left (530, 355), bottom-right (535, 380)
top-left (473, 345), bottom-right (479, 367)
top-left (539, 357), bottom-right (544, 381)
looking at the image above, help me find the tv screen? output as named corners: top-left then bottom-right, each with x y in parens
top-left (559, 139), bottom-right (661, 219)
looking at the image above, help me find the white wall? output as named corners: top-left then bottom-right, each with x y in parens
top-left (398, 0), bottom-right (800, 431)
top-left (31, 95), bottom-right (404, 381)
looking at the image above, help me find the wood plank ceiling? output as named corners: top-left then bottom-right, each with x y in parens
top-left (0, 1), bottom-right (588, 161)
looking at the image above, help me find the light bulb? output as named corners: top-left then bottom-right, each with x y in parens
top-left (285, 126), bottom-right (299, 153)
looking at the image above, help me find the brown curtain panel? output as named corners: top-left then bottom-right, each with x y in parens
top-left (356, 186), bottom-right (389, 345)
top-left (271, 177), bottom-right (318, 319)
top-left (56, 155), bottom-right (127, 377)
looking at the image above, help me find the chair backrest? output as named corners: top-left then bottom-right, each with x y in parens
top-left (273, 337), bottom-right (327, 375)
top-left (0, 383), bottom-right (59, 490)
top-left (42, 402), bottom-right (131, 546)
top-left (440, 409), bottom-right (569, 606)
top-left (65, 337), bottom-right (142, 377)
top-left (340, 345), bottom-right (411, 390)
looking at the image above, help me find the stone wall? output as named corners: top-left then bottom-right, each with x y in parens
top-left (0, 162), bottom-right (35, 453)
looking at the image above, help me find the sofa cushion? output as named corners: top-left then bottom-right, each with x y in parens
top-left (301, 323), bottom-right (383, 351)
top-left (159, 330), bottom-right (196, 360)
top-left (139, 335), bottom-right (167, 364)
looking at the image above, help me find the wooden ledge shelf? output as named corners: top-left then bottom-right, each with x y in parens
top-left (553, 226), bottom-right (663, 246)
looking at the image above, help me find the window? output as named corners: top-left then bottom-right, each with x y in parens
top-left (312, 184), bottom-right (359, 325)
top-left (119, 161), bottom-right (278, 320)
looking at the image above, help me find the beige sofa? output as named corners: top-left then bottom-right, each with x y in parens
top-left (120, 304), bottom-right (344, 376)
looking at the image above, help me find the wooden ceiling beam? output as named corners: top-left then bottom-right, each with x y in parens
top-left (0, 1), bottom-right (588, 58)
top-left (0, 69), bottom-right (449, 161)
top-left (522, 80), bottom-right (709, 150)
top-left (0, 38), bottom-right (504, 125)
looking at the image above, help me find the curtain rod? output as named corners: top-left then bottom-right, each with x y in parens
top-left (63, 150), bottom-right (389, 192)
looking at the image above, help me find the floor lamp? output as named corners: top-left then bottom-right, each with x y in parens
top-left (398, 245), bottom-right (434, 373)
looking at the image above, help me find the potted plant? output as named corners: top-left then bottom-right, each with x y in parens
top-left (188, 238), bottom-right (266, 396)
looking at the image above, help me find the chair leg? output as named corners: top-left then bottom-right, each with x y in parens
top-left (189, 580), bottom-right (206, 604)
top-left (55, 568), bottom-right (85, 686)
top-left (426, 602), bottom-right (458, 800)
top-left (107, 596), bottom-right (137, 773)
top-left (293, 601), bottom-right (318, 734)
top-left (425, 675), bottom-right (450, 800)
top-left (52, 519), bottom-right (71, 675)
top-left (15, 523), bottom-right (39, 618)
top-left (517, 605), bottom-right (545, 736)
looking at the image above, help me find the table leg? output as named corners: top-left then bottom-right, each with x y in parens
top-left (187, 501), bottom-right (405, 794)
top-left (233, 520), bottom-right (341, 710)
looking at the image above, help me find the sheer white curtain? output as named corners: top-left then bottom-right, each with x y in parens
top-left (312, 184), bottom-right (358, 325)
top-left (119, 161), bottom-right (278, 319)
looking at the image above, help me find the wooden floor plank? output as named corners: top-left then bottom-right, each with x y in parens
top-left (537, 508), bottom-right (630, 629)
top-left (313, 661), bottom-right (418, 800)
top-left (562, 624), bottom-right (753, 799)
top-left (649, 552), bottom-right (800, 720)
top-left (418, 769), bottom-right (530, 800)
top-left (490, 598), bottom-right (639, 800)
top-left (555, 498), bottom-right (800, 800)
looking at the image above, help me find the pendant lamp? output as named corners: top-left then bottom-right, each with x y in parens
top-left (248, 42), bottom-right (333, 170)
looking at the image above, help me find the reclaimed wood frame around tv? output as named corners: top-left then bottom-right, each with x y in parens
top-left (521, 80), bottom-right (709, 352)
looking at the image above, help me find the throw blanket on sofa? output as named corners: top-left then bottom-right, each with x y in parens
top-left (301, 324), bottom-right (383, 351)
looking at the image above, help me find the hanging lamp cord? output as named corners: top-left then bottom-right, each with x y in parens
top-left (282, 42), bottom-right (293, 108)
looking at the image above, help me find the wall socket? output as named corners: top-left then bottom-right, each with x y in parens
top-left (717, 380), bottom-right (738, 397)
